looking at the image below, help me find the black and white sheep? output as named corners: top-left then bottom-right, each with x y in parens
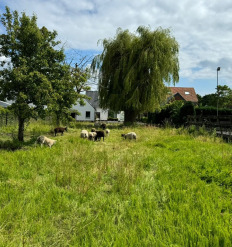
top-left (88, 131), bottom-right (97, 141)
top-left (121, 132), bottom-right (137, 140)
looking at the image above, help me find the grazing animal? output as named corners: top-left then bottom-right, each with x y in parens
top-left (105, 129), bottom-right (110, 136)
top-left (54, 127), bottom-right (67, 136)
top-left (121, 132), bottom-right (137, 140)
top-left (95, 130), bottom-right (105, 141)
top-left (101, 123), bottom-right (106, 130)
top-left (37, 135), bottom-right (57, 148)
top-left (91, 128), bottom-right (97, 132)
top-left (80, 130), bottom-right (89, 139)
top-left (88, 131), bottom-right (97, 141)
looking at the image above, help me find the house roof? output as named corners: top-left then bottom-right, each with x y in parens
top-left (168, 87), bottom-right (198, 103)
top-left (86, 91), bottom-right (99, 109)
top-left (0, 100), bottom-right (11, 108)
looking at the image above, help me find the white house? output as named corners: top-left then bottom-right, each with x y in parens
top-left (71, 91), bottom-right (124, 122)
top-left (72, 98), bottom-right (95, 121)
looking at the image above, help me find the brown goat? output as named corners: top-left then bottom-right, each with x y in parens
top-left (54, 127), bottom-right (67, 136)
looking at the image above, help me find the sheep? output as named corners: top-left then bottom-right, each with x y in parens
top-left (94, 130), bottom-right (105, 141)
top-left (88, 131), bottom-right (97, 141)
top-left (80, 130), bottom-right (89, 139)
top-left (37, 135), bottom-right (57, 148)
top-left (121, 132), bottom-right (137, 140)
top-left (54, 126), bottom-right (67, 136)
top-left (91, 128), bottom-right (97, 132)
top-left (101, 123), bottom-right (106, 130)
top-left (105, 129), bottom-right (110, 136)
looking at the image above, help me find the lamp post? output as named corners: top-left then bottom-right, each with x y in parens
top-left (216, 67), bottom-right (220, 117)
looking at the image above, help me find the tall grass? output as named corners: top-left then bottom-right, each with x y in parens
top-left (0, 123), bottom-right (231, 246)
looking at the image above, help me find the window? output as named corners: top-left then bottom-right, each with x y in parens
top-left (95, 112), bottom-right (100, 120)
top-left (86, 111), bottom-right (90, 118)
top-left (185, 92), bottom-right (190, 95)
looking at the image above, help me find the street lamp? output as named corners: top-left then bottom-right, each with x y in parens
top-left (216, 67), bottom-right (220, 117)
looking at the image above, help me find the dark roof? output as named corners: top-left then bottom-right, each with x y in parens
top-left (168, 87), bottom-right (198, 103)
top-left (86, 91), bottom-right (99, 109)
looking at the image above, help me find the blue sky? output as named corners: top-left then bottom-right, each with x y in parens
top-left (1, 0), bottom-right (232, 96)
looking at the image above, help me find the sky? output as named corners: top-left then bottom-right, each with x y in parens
top-left (0, 0), bottom-right (232, 96)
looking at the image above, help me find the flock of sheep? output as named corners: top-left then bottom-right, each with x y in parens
top-left (36, 124), bottom-right (137, 148)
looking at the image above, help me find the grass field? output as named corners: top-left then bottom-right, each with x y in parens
top-left (0, 121), bottom-right (232, 246)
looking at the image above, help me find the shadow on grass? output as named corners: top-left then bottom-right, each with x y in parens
top-left (0, 136), bottom-right (37, 151)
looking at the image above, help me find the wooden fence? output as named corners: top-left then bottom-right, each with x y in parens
top-left (187, 115), bottom-right (232, 141)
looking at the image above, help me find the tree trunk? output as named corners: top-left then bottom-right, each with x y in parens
top-left (124, 110), bottom-right (138, 124)
top-left (18, 117), bottom-right (25, 142)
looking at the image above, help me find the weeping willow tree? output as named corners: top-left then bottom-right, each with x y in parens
top-left (91, 26), bottom-right (179, 123)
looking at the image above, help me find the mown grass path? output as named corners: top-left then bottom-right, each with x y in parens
top-left (0, 124), bottom-right (231, 246)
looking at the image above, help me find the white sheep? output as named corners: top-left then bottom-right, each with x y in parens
top-left (121, 132), bottom-right (137, 140)
top-left (88, 131), bottom-right (97, 141)
top-left (80, 130), bottom-right (89, 139)
top-left (105, 129), bottom-right (110, 136)
top-left (37, 135), bottom-right (57, 148)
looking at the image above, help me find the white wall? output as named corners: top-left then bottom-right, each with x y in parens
top-left (95, 107), bottom-right (108, 121)
top-left (117, 111), bottom-right (124, 122)
top-left (72, 99), bottom-right (95, 121)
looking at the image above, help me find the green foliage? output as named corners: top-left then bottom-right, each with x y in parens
top-left (92, 26), bottom-right (179, 122)
top-left (0, 106), bottom-right (9, 114)
top-left (195, 106), bottom-right (232, 116)
top-left (179, 101), bottom-right (195, 123)
top-left (0, 122), bottom-right (232, 246)
top-left (149, 101), bottom-right (232, 127)
top-left (0, 6), bottom-right (80, 140)
top-left (198, 85), bottom-right (232, 109)
top-left (49, 66), bottom-right (91, 126)
top-left (148, 100), bottom-right (184, 126)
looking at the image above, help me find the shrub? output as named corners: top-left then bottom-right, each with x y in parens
top-left (179, 101), bottom-right (195, 125)
top-left (195, 106), bottom-right (232, 116)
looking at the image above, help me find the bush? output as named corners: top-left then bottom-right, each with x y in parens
top-left (179, 101), bottom-right (195, 125)
top-left (148, 101), bottom-right (184, 126)
top-left (195, 106), bottom-right (232, 116)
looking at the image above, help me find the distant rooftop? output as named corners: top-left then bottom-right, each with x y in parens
top-left (168, 87), bottom-right (198, 103)
top-left (86, 91), bottom-right (99, 109)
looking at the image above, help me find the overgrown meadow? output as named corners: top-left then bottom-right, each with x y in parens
top-left (0, 121), bottom-right (232, 246)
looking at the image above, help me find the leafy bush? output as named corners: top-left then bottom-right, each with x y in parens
top-left (148, 101), bottom-right (185, 126)
top-left (179, 101), bottom-right (195, 124)
top-left (195, 106), bottom-right (232, 116)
